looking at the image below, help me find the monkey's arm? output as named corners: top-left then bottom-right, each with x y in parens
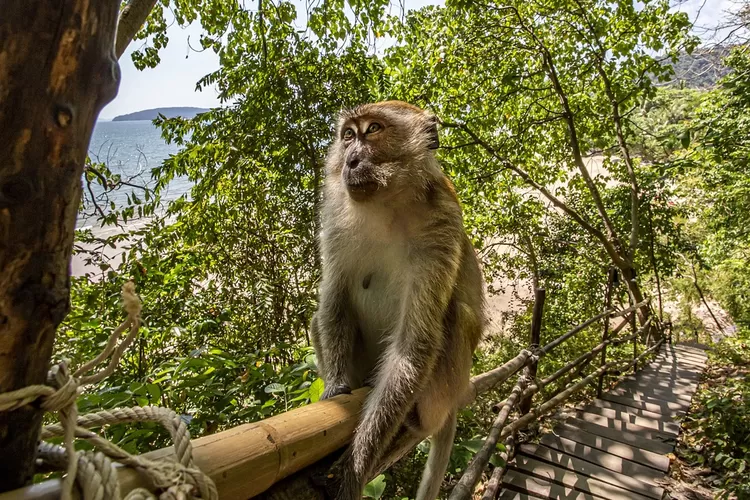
top-left (312, 282), bottom-right (358, 400)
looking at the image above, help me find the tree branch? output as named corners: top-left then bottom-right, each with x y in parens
top-left (441, 121), bottom-right (627, 268)
top-left (573, 0), bottom-right (640, 253)
top-left (115, 0), bottom-right (159, 59)
top-left (510, 7), bottom-right (627, 259)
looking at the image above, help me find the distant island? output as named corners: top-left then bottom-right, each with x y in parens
top-left (112, 107), bottom-right (210, 122)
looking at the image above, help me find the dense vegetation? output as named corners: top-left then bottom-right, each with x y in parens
top-left (63, 0), bottom-right (749, 497)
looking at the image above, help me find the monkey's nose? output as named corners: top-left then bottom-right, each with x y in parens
top-left (346, 154), bottom-right (361, 170)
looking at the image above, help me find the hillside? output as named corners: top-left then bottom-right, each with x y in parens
top-left (112, 107), bottom-right (210, 121)
top-left (668, 46), bottom-right (733, 88)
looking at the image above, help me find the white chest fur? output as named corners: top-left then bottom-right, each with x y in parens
top-left (331, 201), bottom-right (413, 368)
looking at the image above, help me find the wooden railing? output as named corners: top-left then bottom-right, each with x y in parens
top-left (1, 284), bottom-right (664, 500)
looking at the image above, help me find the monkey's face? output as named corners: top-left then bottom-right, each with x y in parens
top-left (328, 101), bottom-right (440, 203)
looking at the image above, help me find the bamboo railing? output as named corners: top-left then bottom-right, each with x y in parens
top-left (2, 286), bottom-right (662, 500)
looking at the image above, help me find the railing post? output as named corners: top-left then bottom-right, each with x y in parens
top-left (630, 294), bottom-right (638, 373)
top-left (596, 268), bottom-right (616, 398)
top-left (666, 321), bottom-right (673, 345)
top-left (519, 288), bottom-right (546, 415)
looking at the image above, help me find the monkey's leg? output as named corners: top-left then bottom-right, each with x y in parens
top-left (327, 336), bottom-right (444, 498)
top-left (416, 410), bottom-right (457, 500)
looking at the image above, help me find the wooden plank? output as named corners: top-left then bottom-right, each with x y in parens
top-left (572, 411), bottom-right (677, 443)
top-left (672, 346), bottom-right (707, 357)
top-left (669, 346), bottom-right (708, 357)
top-left (618, 377), bottom-right (698, 394)
top-left (542, 428), bottom-right (668, 477)
top-left (609, 384), bottom-right (695, 403)
top-left (672, 352), bottom-right (708, 359)
top-left (653, 355), bottom-right (705, 368)
top-left (600, 393), bottom-right (687, 416)
top-left (502, 470), bottom-right (598, 499)
top-left (520, 443), bottom-right (663, 499)
top-left (635, 372), bottom-right (699, 385)
top-left (646, 355), bottom-right (700, 367)
top-left (497, 490), bottom-right (533, 500)
top-left (565, 416), bottom-right (674, 455)
top-left (511, 455), bottom-right (653, 500)
top-left (632, 369), bottom-right (700, 382)
top-left (607, 388), bottom-right (691, 411)
top-left (670, 352), bottom-right (707, 362)
top-left (635, 368), bottom-right (700, 382)
top-left (645, 357), bottom-right (703, 370)
top-left (610, 387), bottom-right (694, 406)
top-left (589, 398), bottom-right (682, 420)
top-left (578, 405), bottom-right (681, 435)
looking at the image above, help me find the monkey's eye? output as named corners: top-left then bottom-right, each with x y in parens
top-left (343, 128), bottom-right (355, 141)
top-left (366, 122), bottom-right (382, 134)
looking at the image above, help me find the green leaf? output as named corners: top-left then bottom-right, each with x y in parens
top-left (309, 378), bottom-right (325, 403)
top-left (363, 474), bottom-right (386, 499)
top-left (264, 383), bottom-right (286, 394)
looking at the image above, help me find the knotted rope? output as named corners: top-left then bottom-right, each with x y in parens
top-left (0, 282), bottom-right (218, 500)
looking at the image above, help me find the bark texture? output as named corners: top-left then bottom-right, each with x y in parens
top-left (0, 0), bottom-right (120, 491)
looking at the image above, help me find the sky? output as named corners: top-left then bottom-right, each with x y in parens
top-left (99, 0), bottom-right (741, 120)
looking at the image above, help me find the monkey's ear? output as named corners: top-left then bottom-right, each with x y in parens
top-left (425, 116), bottom-right (440, 150)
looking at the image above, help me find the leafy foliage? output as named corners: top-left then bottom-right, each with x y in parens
top-left (681, 329), bottom-right (750, 499)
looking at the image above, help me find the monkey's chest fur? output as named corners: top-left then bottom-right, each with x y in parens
top-left (346, 237), bottom-right (409, 383)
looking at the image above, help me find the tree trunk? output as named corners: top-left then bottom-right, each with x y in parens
top-left (0, 1), bottom-right (120, 491)
top-left (619, 264), bottom-right (657, 341)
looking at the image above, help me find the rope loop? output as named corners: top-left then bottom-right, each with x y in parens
top-left (0, 281), bottom-right (218, 500)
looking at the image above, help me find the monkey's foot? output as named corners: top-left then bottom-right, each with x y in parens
top-left (320, 456), bottom-right (361, 500)
top-left (320, 383), bottom-right (352, 400)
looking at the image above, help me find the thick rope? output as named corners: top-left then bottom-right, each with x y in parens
top-left (0, 281), bottom-right (218, 500)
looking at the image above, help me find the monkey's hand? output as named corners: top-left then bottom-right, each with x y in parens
top-left (320, 383), bottom-right (352, 400)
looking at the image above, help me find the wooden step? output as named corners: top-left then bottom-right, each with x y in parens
top-left (541, 429), bottom-right (668, 478)
top-left (510, 454), bottom-right (654, 500)
top-left (577, 404), bottom-right (681, 435)
top-left (600, 393), bottom-right (687, 416)
top-left (589, 398), bottom-right (681, 420)
top-left (565, 415), bottom-right (675, 455)
top-left (519, 443), bottom-right (664, 499)
top-left (608, 385), bottom-right (694, 404)
top-left (502, 468), bottom-right (599, 499)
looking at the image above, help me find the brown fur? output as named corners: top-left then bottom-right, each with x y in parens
top-left (310, 101), bottom-right (485, 500)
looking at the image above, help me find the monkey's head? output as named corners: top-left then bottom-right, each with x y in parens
top-left (326, 101), bottom-right (440, 202)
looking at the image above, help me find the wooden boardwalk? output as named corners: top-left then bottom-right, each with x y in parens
top-left (499, 343), bottom-right (707, 499)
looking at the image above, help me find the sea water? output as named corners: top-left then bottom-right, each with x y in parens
top-left (80, 120), bottom-right (191, 233)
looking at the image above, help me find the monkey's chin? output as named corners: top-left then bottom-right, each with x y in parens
top-left (346, 182), bottom-right (379, 202)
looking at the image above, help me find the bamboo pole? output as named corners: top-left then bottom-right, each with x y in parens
top-left (2, 349), bottom-right (534, 500)
top-left (449, 378), bottom-right (527, 500)
top-left (480, 436), bottom-right (514, 500)
top-left (539, 298), bottom-right (647, 356)
top-left (597, 268), bottom-right (616, 397)
top-left (3, 303), bottom-right (661, 500)
top-left (1, 389), bottom-right (370, 500)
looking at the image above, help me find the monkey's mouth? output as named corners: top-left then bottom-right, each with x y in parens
top-left (346, 180), bottom-right (379, 201)
top-left (343, 166), bottom-right (380, 201)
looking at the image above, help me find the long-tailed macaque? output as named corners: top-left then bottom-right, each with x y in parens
top-left (310, 101), bottom-right (485, 500)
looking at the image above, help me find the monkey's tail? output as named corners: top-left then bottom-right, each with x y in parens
top-left (415, 410), bottom-right (457, 500)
